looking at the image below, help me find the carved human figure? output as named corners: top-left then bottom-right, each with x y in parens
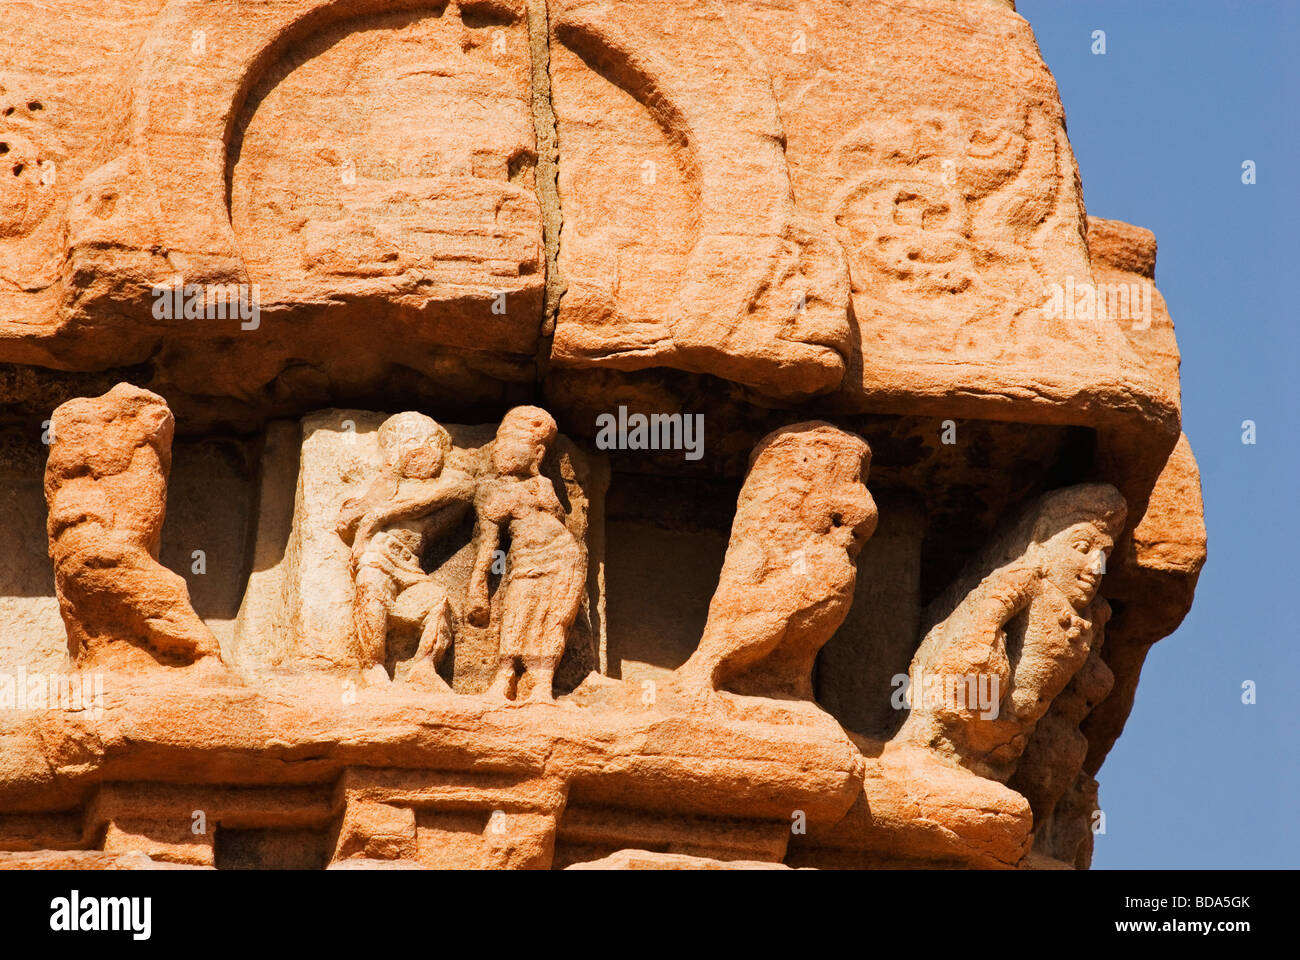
top-left (44, 383), bottom-right (221, 668)
top-left (677, 423), bottom-right (877, 701)
top-left (894, 484), bottom-right (1127, 782)
top-left (336, 413), bottom-right (474, 687)
top-left (468, 407), bottom-right (586, 703)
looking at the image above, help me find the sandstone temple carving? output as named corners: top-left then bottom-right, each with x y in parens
top-left (0, 0), bottom-right (1205, 870)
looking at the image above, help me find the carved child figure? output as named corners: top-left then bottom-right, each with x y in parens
top-left (468, 406), bottom-right (586, 703)
top-left (894, 483), bottom-right (1127, 782)
top-left (45, 383), bottom-right (221, 669)
top-left (336, 413), bottom-right (474, 687)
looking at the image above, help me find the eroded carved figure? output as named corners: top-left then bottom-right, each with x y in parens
top-left (895, 483), bottom-right (1127, 782)
top-left (469, 406), bottom-right (587, 703)
top-left (335, 412), bottom-right (474, 688)
top-left (44, 384), bottom-right (220, 668)
top-left (677, 422), bottom-right (877, 700)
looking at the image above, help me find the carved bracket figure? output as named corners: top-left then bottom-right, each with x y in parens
top-left (44, 383), bottom-right (221, 669)
top-left (1008, 598), bottom-right (1115, 865)
top-left (677, 422), bottom-right (877, 701)
top-left (893, 483), bottom-right (1127, 783)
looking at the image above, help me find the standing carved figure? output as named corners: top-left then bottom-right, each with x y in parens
top-left (336, 413), bottom-right (474, 687)
top-left (468, 407), bottom-right (586, 703)
top-left (895, 483), bottom-right (1127, 782)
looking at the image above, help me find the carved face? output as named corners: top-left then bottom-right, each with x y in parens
top-left (747, 429), bottom-right (876, 559)
top-left (0, 130), bottom-right (54, 240)
top-left (379, 415), bottom-right (446, 480)
top-left (1038, 521), bottom-right (1112, 609)
top-left (491, 422), bottom-right (545, 477)
top-left (396, 437), bottom-right (444, 480)
top-left (136, 402), bottom-right (173, 445)
top-left (803, 445), bottom-right (877, 558)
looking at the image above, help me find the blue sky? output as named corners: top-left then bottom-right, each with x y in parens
top-left (1017, 0), bottom-right (1299, 868)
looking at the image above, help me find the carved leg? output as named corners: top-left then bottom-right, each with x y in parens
top-left (352, 573), bottom-right (392, 670)
top-left (675, 650), bottom-right (721, 692)
top-left (137, 565), bottom-right (223, 662)
top-left (486, 657), bottom-right (516, 700)
top-left (406, 599), bottom-right (454, 693)
top-left (522, 657), bottom-right (556, 703)
top-left (57, 540), bottom-right (222, 665)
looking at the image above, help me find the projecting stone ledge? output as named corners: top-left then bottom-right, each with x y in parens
top-left (0, 670), bottom-right (1032, 869)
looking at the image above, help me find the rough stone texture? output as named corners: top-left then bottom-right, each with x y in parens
top-left (0, 850), bottom-right (199, 870)
top-left (567, 849), bottom-right (794, 870)
top-left (547, 0), bottom-right (854, 398)
top-left (0, 0), bottom-right (1204, 870)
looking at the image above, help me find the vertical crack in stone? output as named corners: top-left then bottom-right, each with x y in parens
top-left (526, 0), bottom-right (565, 378)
